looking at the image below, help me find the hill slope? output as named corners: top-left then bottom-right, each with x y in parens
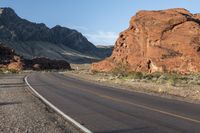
top-left (0, 7), bottom-right (113, 63)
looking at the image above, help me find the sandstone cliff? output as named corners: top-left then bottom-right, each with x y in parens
top-left (92, 8), bottom-right (200, 74)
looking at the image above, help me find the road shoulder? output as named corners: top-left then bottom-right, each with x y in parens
top-left (0, 73), bottom-right (81, 133)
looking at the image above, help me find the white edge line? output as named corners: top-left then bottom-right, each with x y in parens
top-left (24, 75), bottom-right (93, 133)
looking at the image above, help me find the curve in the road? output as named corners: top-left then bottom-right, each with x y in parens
top-left (25, 75), bottom-right (92, 133)
top-left (25, 72), bottom-right (200, 133)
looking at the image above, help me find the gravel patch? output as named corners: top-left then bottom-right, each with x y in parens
top-left (0, 74), bottom-right (82, 133)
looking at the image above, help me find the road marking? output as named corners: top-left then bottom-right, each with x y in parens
top-left (60, 82), bottom-right (200, 124)
top-left (24, 75), bottom-right (93, 133)
top-left (100, 95), bottom-right (200, 124)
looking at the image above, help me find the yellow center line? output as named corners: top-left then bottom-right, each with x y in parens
top-left (59, 80), bottom-right (200, 124)
top-left (101, 95), bottom-right (200, 124)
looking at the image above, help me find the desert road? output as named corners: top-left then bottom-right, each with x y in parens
top-left (26, 72), bottom-right (200, 133)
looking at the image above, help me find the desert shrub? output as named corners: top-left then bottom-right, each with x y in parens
top-left (141, 72), bottom-right (162, 82)
top-left (111, 64), bottom-right (128, 77)
top-left (91, 69), bottom-right (99, 74)
top-left (162, 73), bottom-right (179, 86)
top-left (126, 71), bottom-right (144, 79)
top-left (103, 63), bottom-right (200, 86)
top-left (0, 68), bottom-right (19, 74)
top-left (122, 71), bottom-right (186, 86)
top-left (151, 72), bottom-right (162, 78)
top-left (8, 69), bottom-right (19, 73)
top-left (0, 68), bottom-right (3, 73)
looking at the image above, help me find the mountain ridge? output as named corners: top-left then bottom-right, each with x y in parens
top-left (0, 7), bottom-right (113, 63)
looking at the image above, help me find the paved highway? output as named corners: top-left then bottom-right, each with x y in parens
top-left (26, 72), bottom-right (200, 133)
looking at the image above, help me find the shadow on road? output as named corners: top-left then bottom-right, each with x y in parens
top-left (0, 83), bottom-right (27, 88)
top-left (96, 127), bottom-right (151, 133)
top-left (0, 102), bottom-right (22, 107)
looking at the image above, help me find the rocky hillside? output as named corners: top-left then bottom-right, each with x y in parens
top-left (92, 8), bottom-right (200, 74)
top-left (0, 42), bottom-right (71, 71)
top-left (0, 7), bottom-right (113, 63)
top-left (0, 43), bottom-right (23, 71)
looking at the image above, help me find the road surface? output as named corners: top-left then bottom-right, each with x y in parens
top-left (26, 72), bottom-right (200, 133)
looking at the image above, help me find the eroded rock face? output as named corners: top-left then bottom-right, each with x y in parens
top-left (0, 43), bottom-right (23, 71)
top-left (92, 8), bottom-right (200, 74)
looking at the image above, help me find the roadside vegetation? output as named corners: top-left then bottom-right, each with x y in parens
top-left (110, 67), bottom-right (200, 87)
top-left (0, 68), bottom-right (19, 74)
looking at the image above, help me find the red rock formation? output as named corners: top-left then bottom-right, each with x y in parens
top-left (92, 8), bottom-right (200, 74)
top-left (0, 43), bottom-right (23, 71)
top-left (0, 43), bottom-right (71, 71)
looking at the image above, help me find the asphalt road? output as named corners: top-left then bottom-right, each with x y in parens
top-left (26, 72), bottom-right (200, 133)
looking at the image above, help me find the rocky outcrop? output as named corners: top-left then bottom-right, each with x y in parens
top-left (0, 42), bottom-right (71, 71)
top-left (0, 43), bottom-right (23, 71)
top-left (0, 7), bottom-right (112, 63)
top-left (24, 57), bottom-right (71, 70)
top-left (92, 8), bottom-right (200, 74)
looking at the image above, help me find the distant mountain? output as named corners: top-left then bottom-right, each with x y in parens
top-left (0, 7), bottom-right (113, 63)
top-left (96, 45), bottom-right (114, 57)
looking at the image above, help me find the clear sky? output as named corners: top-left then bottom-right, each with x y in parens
top-left (0, 0), bottom-right (199, 45)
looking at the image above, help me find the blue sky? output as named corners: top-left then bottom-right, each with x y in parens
top-left (0, 0), bottom-right (200, 45)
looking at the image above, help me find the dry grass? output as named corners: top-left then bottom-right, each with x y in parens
top-left (0, 68), bottom-right (19, 74)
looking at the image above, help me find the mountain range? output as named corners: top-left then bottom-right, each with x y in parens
top-left (0, 7), bottom-right (113, 63)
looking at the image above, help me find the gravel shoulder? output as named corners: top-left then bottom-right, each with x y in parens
top-left (0, 73), bottom-right (81, 133)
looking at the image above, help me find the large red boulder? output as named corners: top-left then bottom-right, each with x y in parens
top-left (92, 8), bottom-right (200, 74)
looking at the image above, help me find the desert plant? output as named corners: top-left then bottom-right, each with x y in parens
top-left (0, 68), bottom-right (3, 73)
top-left (111, 63), bottom-right (128, 77)
top-left (126, 71), bottom-right (144, 79)
top-left (8, 69), bottom-right (19, 73)
top-left (164, 72), bottom-right (179, 86)
top-left (91, 69), bottom-right (98, 74)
